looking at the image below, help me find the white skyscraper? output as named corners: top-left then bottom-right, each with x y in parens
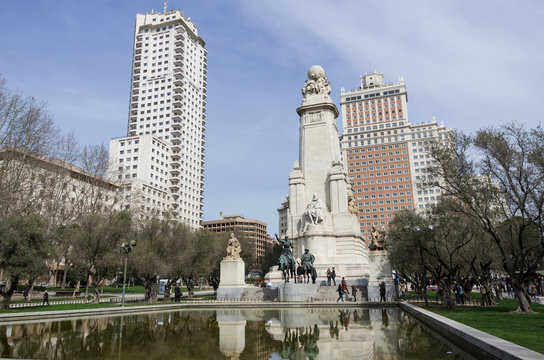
top-left (109, 9), bottom-right (207, 229)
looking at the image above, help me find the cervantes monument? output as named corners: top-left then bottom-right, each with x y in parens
top-left (284, 65), bottom-right (370, 286)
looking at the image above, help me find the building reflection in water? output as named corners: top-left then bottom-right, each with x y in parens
top-left (0, 308), bottom-right (472, 359)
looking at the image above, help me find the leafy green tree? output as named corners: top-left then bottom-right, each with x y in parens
top-left (0, 215), bottom-right (49, 309)
top-left (260, 244), bottom-right (282, 276)
top-left (429, 124), bottom-right (544, 312)
top-left (70, 211), bottom-right (132, 302)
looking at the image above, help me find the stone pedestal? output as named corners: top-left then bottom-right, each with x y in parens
top-left (264, 266), bottom-right (286, 287)
top-left (278, 283), bottom-right (318, 302)
top-left (217, 258), bottom-right (247, 300)
top-left (368, 250), bottom-right (395, 300)
top-left (217, 310), bottom-right (246, 360)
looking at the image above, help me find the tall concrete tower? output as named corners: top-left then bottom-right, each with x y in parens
top-left (110, 9), bottom-right (207, 229)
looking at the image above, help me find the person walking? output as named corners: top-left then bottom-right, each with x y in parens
top-left (379, 282), bottom-right (386, 302)
top-left (400, 282), bottom-right (407, 302)
top-left (479, 284), bottom-right (487, 306)
top-left (326, 268), bottom-right (332, 286)
top-left (23, 284), bottom-right (29, 302)
top-left (351, 285), bottom-right (357, 302)
top-left (530, 282), bottom-right (537, 300)
top-left (336, 284), bottom-right (344, 302)
top-left (42, 290), bottom-right (49, 306)
top-left (459, 284), bottom-right (465, 304)
top-left (174, 283), bottom-right (181, 302)
top-left (311, 268), bottom-right (317, 284)
top-left (331, 267), bottom-right (337, 286)
top-left (341, 277), bottom-right (349, 295)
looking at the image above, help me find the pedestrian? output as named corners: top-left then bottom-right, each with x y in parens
top-left (311, 268), bottom-right (317, 284)
top-left (23, 284), bottom-right (29, 301)
top-left (174, 283), bottom-right (181, 302)
top-left (331, 267), bottom-right (337, 286)
top-left (400, 282), bottom-right (407, 302)
top-left (459, 284), bottom-right (465, 304)
top-left (351, 285), bottom-right (357, 302)
top-left (341, 277), bottom-right (349, 295)
top-left (379, 282), bottom-right (386, 302)
top-left (479, 284), bottom-right (487, 306)
top-left (42, 290), bottom-right (49, 306)
top-left (530, 282), bottom-right (537, 300)
top-left (326, 268), bottom-right (332, 286)
top-left (336, 284), bottom-right (344, 302)
top-left (453, 282), bottom-right (460, 304)
top-left (296, 263), bottom-right (303, 283)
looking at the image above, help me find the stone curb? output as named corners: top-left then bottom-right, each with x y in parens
top-left (400, 302), bottom-right (544, 360)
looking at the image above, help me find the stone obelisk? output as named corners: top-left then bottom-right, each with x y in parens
top-left (285, 65), bottom-right (369, 286)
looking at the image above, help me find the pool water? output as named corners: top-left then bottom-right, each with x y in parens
top-left (0, 307), bottom-right (475, 359)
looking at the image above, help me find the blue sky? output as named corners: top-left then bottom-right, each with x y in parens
top-left (1, 1), bottom-right (543, 234)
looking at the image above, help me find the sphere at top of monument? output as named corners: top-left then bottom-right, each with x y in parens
top-left (308, 65), bottom-right (325, 80)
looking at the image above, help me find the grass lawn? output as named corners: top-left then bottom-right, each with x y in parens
top-left (0, 294), bottom-right (218, 313)
top-left (419, 299), bottom-right (544, 354)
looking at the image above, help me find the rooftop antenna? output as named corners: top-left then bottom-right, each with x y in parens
top-left (164, 0), bottom-right (167, 13)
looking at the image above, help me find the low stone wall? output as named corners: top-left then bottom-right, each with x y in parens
top-left (400, 302), bottom-right (543, 360)
top-left (217, 287), bottom-right (278, 301)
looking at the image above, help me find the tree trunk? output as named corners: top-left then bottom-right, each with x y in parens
top-left (91, 285), bottom-right (100, 303)
top-left (513, 287), bottom-right (533, 313)
top-left (164, 280), bottom-right (172, 302)
top-left (29, 283), bottom-right (35, 301)
top-left (61, 266), bottom-right (68, 289)
top-left (144, 281), bottom-right (158, 303)
top-left (439, 280), bottom-right (456, 310)
top-left (0, 277), bottom-right (18, 309)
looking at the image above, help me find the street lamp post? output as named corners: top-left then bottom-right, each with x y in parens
top-left (120, 240), bottom-right (136, 307)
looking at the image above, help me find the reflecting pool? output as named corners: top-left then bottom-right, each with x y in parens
top-left (0, 307), bottom-right (476, 359)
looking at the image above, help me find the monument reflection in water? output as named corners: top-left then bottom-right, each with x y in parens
top-left (0, 308), bottom-right (472, 359)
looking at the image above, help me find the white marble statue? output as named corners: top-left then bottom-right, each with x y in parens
top-left (304, 193), bottom-right (324, 226)
top-left (225, 233), bottom-right (241, 259)
top-left (301, 65), bottom-right (331, 99)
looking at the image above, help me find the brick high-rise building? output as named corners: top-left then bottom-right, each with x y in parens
top-left (339, 72), bottom-right (448, 242)
top-left (109, 9), bottom-right (207, 229)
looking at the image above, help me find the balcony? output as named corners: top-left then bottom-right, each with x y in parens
top-left (174, 53), bottom-right (184, 61)
top-left (173, 100), bottom-right (182, 107)
top-left (171, 129), bottom-right (181, 137)
top-left (133, 75), bottom-right (140, 81)
top-left (173, 92), bottom-right (183, 101)
top-left (170, 167), bottom-right (180, 176)
top-left (174, 39), bottom-right (184, 47)
top-left (175, 33), bottom-right (185, 40)
top-left (135, 54), bottom-right (141, 61)
top-left (172, 108), bottom-right (182, 115)
top-left (174, 79), bottom-right (183, 87)
top-left (135, 48), bottom-right (142, 55)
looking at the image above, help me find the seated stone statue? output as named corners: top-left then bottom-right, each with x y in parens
top-left (304, 193), bottom-right (324, 225)
top-left (225, 233), bottom-right (241, 259)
